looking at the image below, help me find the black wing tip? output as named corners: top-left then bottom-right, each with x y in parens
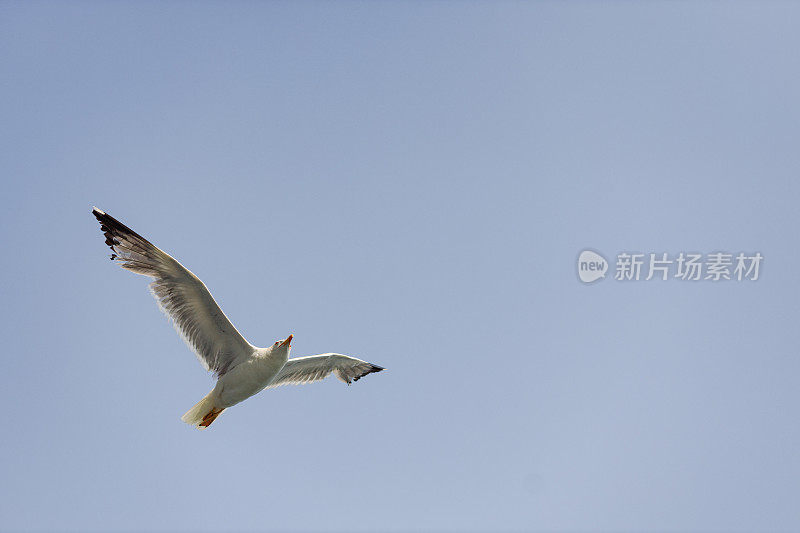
top-left (92, 208), bottom-right (119, 253)
top-left (91, 207), bottom-right (151, 247)
top-left (352, 364), bottom-right (385, 382)
top-left (92, 207), bottom-right (109, 224)
top-left (92, 206), bottom-right (113, 227)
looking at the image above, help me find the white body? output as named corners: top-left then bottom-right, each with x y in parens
top-left (215, 346), bottom-right (289, 408)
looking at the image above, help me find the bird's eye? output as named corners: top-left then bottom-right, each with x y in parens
top-left (274, 341), bottom-right (280, 345)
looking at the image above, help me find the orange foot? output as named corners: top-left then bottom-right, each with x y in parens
top-left (199, 407), bottom-right (225, 428)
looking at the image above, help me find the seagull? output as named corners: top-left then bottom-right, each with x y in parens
top-left (92, 207), bottom-right (384, 429)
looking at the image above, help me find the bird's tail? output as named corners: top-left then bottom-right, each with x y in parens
top-left (181, 390), bottom-right (225, 429)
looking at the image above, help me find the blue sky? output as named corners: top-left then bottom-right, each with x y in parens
top-left (2, 2), bottom-right (799, 531)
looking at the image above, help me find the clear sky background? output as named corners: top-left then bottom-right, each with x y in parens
top-left (2, 2), bottom-right (799, 532)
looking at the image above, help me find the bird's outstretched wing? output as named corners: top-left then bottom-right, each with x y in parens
top-left (267, 354), bottom-right (384, 388)
top-left (92, 207), bottom-right (253, 376)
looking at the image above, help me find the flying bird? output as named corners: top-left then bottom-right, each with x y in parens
top-left (92, 207), bottom-right (384, 429)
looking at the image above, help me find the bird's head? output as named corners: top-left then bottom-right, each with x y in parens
top-left (272, 334), bottom-right (293, 354)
